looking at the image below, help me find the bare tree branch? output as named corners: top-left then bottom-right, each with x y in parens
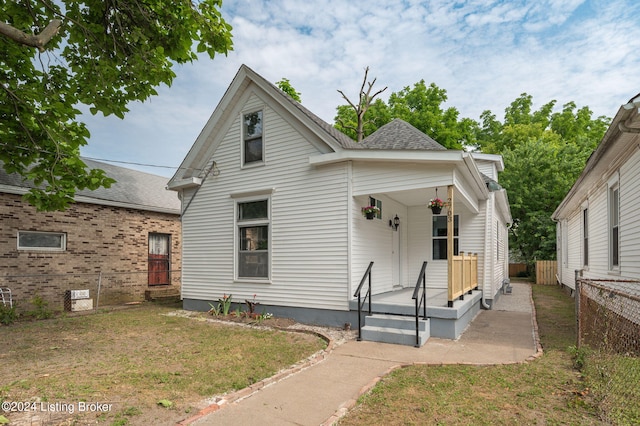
top-left (337, 66), bottom-right (387, 142)
top-left (0, 19), bottom-right (62, 51)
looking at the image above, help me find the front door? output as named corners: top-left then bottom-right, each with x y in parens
top-left (392, 226), bottom-right (401, 287)
top-left (149, 233), bottom-right (170, 286)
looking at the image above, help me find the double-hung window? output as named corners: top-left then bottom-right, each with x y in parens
top-left (243, 110), bottom-right (263, 165)
top-left (237, 199), bottom-right (269, 279)
top-left (432, 215), bottom-right (459, 260)
top-left (609, 185), bottom-right (619, 269)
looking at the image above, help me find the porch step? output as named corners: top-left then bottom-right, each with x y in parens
top-left (145, 286), bottom-right (181, 303)
top-left (361, 314), bottom-right (430, 347)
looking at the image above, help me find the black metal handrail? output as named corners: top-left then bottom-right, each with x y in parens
top-left (411, 261), bottom-right (428, 347)
top-left (354, 261), bottom-right (374, 341)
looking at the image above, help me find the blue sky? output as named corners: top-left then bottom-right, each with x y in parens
top-left (80, 0), bottom-right (640, 178)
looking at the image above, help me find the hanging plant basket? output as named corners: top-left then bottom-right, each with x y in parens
top-left (428, 197), bottom-right (445, 215)
top-left (362, 205), bottom-right (380, 220)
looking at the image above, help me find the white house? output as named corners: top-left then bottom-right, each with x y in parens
top-left (168, 65), bottom-right (512, 343)
top-left (553, 93), bottom-right (640, 288)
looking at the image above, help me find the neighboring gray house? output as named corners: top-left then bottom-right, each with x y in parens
top-left (168, 65), bottom-right (511, 344)
top-left (553, 93), bottom-right (640, 288)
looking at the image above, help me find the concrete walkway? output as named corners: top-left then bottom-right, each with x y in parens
top-left (181, 281), bottom-right (541, 426)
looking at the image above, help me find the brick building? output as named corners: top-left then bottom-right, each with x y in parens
top-left (0, 159), bottom-right (181, 312)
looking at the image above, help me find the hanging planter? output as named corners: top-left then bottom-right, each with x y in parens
top-left (361, 205), bottom-right (380, 220)
top-left (428, 197), bottom-right (444, 215)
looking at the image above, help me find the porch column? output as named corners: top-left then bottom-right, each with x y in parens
top-left (447, 185), bottom-right (454, 306)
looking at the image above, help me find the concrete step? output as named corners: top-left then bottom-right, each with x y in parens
top-left (361, 314), bottom-right (430, 347)
top-left (145, 287), bottom-right (180, 303)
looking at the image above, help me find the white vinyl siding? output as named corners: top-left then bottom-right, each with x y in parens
top-left (181, 93), bottom-right (349, 310)
top-left (621, 149), bottom-right (640, 277)
top-left (352, 162), bottom-right (452, 196)
top-left (351, 194), bottom-right (407, 296)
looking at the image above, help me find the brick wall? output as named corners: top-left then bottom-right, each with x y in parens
top-left (0, 192), bottom-right (182, 311)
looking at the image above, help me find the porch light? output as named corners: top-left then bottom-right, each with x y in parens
top-left (389, 214), bottom-right (400, 231)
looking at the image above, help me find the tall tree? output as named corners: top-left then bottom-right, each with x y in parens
top-left (1, 1), bottom-right (232, 211)
top-left (479, 94), bottom-right (610, 262)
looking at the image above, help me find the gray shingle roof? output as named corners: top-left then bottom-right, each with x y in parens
top-left (359, 119), bottom-right (447, 150)
top-left (0, 158), bottom-right (180, 213)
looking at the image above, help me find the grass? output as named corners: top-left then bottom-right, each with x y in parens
top-left (338, 284), bottom-right (639, 425)
top-left (0, 303), bottom-right (326, 425)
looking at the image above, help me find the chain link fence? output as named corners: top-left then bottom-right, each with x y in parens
top-left (0, 270), bottom-right (181, 315)
top-left (576, 278), bottom-right (640, 356)
top-left (576, 278), bottom-right (640, 424)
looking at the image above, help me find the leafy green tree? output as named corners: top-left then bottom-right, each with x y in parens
top-left (334, 79), bottom-right (478, 149)
top-left (1, 1), bottom-right (232, 210)
top-left (276, 78), bottom-right (301, 102)
top-left (480, 94), bottom-right (609, 262)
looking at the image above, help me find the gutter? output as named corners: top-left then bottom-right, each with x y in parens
top-left (552, 97), bottom-right (639, 221)
top-left (309, 149), bottom-right (463, 166)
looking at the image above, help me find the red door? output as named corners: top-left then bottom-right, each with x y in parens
top-left (149, 233), bottom-right (170, 286)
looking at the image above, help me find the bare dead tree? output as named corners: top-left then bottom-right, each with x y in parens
top-left (337, 66), bottom-right (387, 142)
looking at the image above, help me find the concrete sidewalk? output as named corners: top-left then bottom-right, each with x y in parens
top-left (182, 281), bottom-right (541, 426)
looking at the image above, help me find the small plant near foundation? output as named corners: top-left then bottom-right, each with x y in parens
top-left (208, 294), bottom-right (233, 316)
top-left (0, 303), bottom-right (18, 325)
top-left (28, 295), bottom-right (53, 320)
top-left (245, 294), bottom-right (259, 315)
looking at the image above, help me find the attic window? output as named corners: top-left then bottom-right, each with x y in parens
top-left (243, 110), bottom-right (263, 165)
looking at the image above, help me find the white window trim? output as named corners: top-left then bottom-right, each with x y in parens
top-left (241, 109), bottom-right (265, 168)
top-left (608, 176), bottom-right (620, 273)
top-left (17, 230), bottom-right (67, 251)
top-left (581, 202), bottom-right (589, 269)
top-left (234, 195), bottom-right (272, 283)
top-left (432, 214), bottom-right (460, 261)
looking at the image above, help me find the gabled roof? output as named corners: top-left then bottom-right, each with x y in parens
top-left (169, 65), bottom-right (505, 194)
top-left (359, 119), bottom-right (447, 151)
top-left (271, 80), bottom-right (360, 150)
top-left (0, 158), bottom-right (180, 214)
top-left (169, 65), bottom-right (360, 189)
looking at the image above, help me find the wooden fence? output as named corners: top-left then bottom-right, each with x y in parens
top-left (449, 252), bottom-right (478, 303)
top-left (509, 263), bottom-right (528, 277)
top-left (536, 260), bottom-right (558, 285)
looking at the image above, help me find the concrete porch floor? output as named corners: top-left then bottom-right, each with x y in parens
top-left (372, 286), bottom-right (449, 307)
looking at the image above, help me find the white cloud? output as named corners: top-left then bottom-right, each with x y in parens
top-left (80, 0), bottom-right (640, 176)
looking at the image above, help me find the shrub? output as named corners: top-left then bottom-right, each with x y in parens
top-left (0, 303), bottom-right (18, 325)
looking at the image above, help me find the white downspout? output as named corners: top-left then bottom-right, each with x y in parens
top-left (481, 195), bottom-right (493, 309)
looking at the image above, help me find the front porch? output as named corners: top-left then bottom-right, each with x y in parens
top-left (349, 286), bottom-right (482, 341)
top-left (350, 251), bottom-right (482, 345)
